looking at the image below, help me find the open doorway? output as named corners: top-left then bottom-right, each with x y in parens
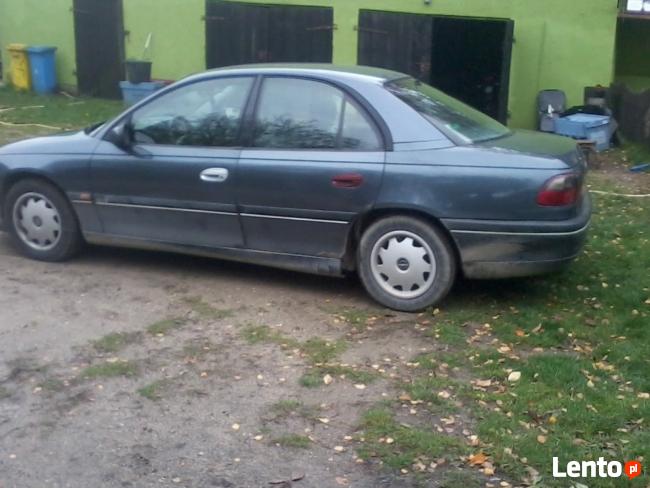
top-left (73, 0), bottom-right (125, 99)
top-left (430, 17), bottom-right (512, 123)
top-left (358, 11), bottom-right (513, 124)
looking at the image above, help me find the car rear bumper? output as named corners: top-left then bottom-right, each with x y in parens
top-left (444, 193), bottom-right (592, 279)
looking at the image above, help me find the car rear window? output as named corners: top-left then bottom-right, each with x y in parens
top-left (386, 77), bottom-right (511, 144)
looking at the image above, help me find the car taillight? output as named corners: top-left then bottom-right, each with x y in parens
top-left (537, 173), bottom-right (580, 206)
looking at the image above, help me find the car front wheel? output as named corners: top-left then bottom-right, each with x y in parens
top-left (358, 216), bottom-right (456, 312)
top-left (4, 179), bottom-right (83, 262)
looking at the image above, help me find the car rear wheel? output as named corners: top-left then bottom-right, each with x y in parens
top-left (358, 216), bottom-right (456, 312)
top-left (4, 179), bottom-right (83, 262)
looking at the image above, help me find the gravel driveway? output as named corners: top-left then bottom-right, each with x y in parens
top-left (0, 235), bottom-right (432, 488)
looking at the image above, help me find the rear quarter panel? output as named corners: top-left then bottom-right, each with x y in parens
top-left (379, 146), bottom-right (576, 222)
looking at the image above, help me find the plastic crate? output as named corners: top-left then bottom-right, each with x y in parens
top-left (554, 114), bottom-right (611, 152)
top-left (119, 81), bottom-right (164, 106)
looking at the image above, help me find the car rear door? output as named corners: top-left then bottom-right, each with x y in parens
top-left (237, 76), bottom-right (386, 258)
top-left (90, 76), bottom-right (255, 249)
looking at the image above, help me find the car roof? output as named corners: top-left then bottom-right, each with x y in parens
top-left (185, 63), bottom-right (407, 84)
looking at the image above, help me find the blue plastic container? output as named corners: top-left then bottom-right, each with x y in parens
top-left (119, 81), bottom-right (165, 106)
top-left (554, 114), bottom-right (611, 151)
top-left (26, 46), bottom-right (57, 95)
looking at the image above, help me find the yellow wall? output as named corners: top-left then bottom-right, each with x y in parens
top-left (122, 0), bottom-right (205, 81)
top-left (0, 0), bottom-right (620, 129)
top-left (232, 0), bottom-right (619, 128)
top-left (0, 0), bottom-right (77, 89)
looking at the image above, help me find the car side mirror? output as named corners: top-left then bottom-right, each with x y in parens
top-left (106, 122), bottom-right (134, 151)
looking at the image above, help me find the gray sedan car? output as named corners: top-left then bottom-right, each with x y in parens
top-left (0, 64), bottom-right (591, 311)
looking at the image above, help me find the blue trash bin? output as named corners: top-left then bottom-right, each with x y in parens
top-left (26, 46), bottom-right (57, 95)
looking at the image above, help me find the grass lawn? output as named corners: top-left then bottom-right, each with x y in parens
top-left (357, 174), bottom-right (650, 486)
top-left (0, 85), bottom-right (122, 145)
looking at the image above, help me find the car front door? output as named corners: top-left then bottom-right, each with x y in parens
top-left (90, 76), bottom-right (255, 249)
top-left (238, 76), bottom-right (386, 259)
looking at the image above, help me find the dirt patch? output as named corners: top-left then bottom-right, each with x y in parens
top-left (0, 237), bottom-right (432, 487)
top-left (592, 149), bottom-right (650, 193)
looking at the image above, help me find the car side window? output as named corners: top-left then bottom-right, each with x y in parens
top-left (341, 99), bottom-right (383, 150)
top-left (130, 77), bottom-right (254, 147)
top-left (252, 77), bottom-right (382, 151)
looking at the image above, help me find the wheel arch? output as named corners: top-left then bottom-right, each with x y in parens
top-left (1, 170), bottom-right (67, 206)
top-left (1, 170), bottom-right (76, 229)
top-left (343, 206), bottom-right (462, 273)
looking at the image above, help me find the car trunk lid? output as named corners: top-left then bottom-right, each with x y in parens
top-left (478, 129), bottom-right (585, 169)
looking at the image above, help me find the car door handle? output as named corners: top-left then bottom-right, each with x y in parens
top-left (200, 168), bottom-right (229, 183)
top-left (332, 173), bottom-right (364, 189)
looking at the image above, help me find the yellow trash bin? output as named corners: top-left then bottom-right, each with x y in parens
top-left (7, 43), bottom-right (31, 90)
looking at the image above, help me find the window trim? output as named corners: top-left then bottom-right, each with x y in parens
top-left (102, 74), bottom-right (258, 150)
top-left (241, 74), bottom-right (391, 152)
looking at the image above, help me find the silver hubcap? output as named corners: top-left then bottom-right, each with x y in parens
top-left (12, 192), bottom-right (62, 251)
top-left (370, 230), bottom-right (436, 300)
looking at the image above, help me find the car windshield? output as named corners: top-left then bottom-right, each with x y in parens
top-left (386, 78), bottom-right (511, 144)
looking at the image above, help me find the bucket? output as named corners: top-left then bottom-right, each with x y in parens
top-left (125, 60), bottom-right (152, 84)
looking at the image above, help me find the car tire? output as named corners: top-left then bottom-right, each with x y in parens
top-left (3, 178), bottom-right (83, 262)
top-left (357, 216), bottom-right (456, 312)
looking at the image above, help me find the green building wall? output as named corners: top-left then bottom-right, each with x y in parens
top-left (1, 0), bottom-right (619, 129)
top-left (0, 0), bottom-right (77, 88)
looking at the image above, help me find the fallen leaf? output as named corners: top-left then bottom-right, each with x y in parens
top-left (438, 390), bottom-right (451, 399)
top-left (334, 446), bottom-right (345, 452)
top-left (637, 392), bottom-right (650, 399)
top-left (515, 329), bottom-right (526, 337)
top-left (354, 384), bottom-right (366, 390)
top-left (269, 480), bottom-right (292, 486)
top-left (508, 371), bottom-right (522, 382)
top-left (469, 452), bottom-right (488, 465)
top-left (537, 435), bottom-right (547, 444)
top-left (475, 379), bottom-right (492, 388)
